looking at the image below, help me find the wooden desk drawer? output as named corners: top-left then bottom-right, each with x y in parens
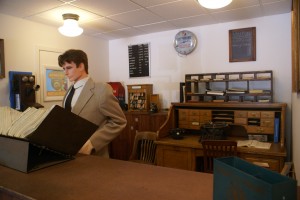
top-left (188, 115), bottom-right (199, 122)
top-left (261, 118), bottom-right (274, 127)
top-left (178, 115), bottom-right (188, 121)
top-left (235, 111), bottom-right (247, 118)
top-left (248, 111), bottom-right (260, 118)
top-left (241, 156), bottom-right (279, 172)
top-left (199, 110), bottom-right (211, 117)
top-left (188, 110), bottom-right (199, 116)
top-left (188, 122), bottom-right (201, 130)
top-left (178, 109), bottom-right (189, 116)
top-left (261, 111), bottom-right (275, 118)
top-left (247, 126), bottom-right (274, 134)
top-left (199, 116), bottom-right (211, 121)
top-left (178, 120), bottom-right (189, 129)
top-left (234, 117), bottom-right (247, 125)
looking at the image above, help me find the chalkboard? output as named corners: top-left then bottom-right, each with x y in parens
top-left (229, 27), bottom-right (256, 62)
top-left (128, 43), bottom-right (150, 78)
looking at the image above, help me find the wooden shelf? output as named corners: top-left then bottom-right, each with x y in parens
top-left (185, 70), bottom-right (273, 103)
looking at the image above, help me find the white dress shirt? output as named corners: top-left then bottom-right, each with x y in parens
top-left (65, 76), bottom-right (90, 109)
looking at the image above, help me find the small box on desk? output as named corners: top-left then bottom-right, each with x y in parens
top-left (213, 157), bottom-right (297, 200)
top-left (0, 105), bottom-right (98, 173)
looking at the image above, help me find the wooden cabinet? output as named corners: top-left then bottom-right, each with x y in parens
top-left (185, 70), bottom-right (273, 103)
top-left (109, 111), bottom-right (167, 160)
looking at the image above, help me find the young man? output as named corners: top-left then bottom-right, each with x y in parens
top-left (58, 49), bottom-right (127, 157)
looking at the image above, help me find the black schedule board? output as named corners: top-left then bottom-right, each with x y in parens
top-left (128, 43), bottom-right (150, 78)
top-left (229, 27), bottom-right (256, 62)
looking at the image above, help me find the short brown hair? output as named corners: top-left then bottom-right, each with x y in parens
top-left (58, 49), bottom-right (89, 73)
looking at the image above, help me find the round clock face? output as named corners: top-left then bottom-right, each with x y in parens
top-left (174, 30), bottom-right (197, 55)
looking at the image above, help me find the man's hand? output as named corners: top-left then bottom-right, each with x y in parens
top-left (79, 140), bottom-right (94, 155)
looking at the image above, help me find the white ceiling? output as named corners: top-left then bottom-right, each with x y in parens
top-left (0, 0), bottom-right (292, 40)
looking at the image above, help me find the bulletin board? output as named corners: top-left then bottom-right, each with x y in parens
top-left (128, 43), bottom-right (150, 78)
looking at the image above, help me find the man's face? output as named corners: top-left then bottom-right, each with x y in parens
top-left (61, 61), bottom-right (85, 82)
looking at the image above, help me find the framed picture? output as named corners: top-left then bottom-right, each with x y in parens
top-left (229, 27), bottom-right (256, 62)
top-left (43, 66), bottom-right (68, 101)
top-left (0, 39), bottom-right (5, 78)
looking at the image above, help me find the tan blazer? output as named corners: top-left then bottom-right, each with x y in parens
top-left (63, 78), bottom-right (127, 157)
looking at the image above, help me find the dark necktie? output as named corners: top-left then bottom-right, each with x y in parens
top-left (65, 86), bottom-right (75, 111)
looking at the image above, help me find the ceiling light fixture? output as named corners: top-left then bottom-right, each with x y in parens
top-left (58, 13), bottom-right (83, 37)
top-left (196, 0), bottom-right (232, 9)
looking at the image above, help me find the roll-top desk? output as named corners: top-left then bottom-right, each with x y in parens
top-left (156, 102), bottom-right (287, 172)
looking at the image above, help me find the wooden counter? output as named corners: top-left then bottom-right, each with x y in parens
top-left (0, 155), bottom-right (213, 200)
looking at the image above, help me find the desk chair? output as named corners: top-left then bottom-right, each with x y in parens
top-left (129, 131), bottom-right (158, 165)
top-left (202, 140), bottom-right (237, 173)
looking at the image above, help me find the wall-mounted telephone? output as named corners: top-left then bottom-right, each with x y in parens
top-left (10, 73), bottom-right (43, 111)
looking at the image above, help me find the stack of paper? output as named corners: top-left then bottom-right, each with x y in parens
top-left (206, 90), bottom-right (224, 95)
top-left (237, 140), bottom-right (272, 149)
top-left (0, 107), bottom-right (22, 135)
top-left (0, 106), bottom-right (52, 138)
top-left (226, 88), bottom-right (246, 94)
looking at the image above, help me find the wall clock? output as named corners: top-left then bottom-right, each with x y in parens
top-left (174, 30), bottom-right (197, 55)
